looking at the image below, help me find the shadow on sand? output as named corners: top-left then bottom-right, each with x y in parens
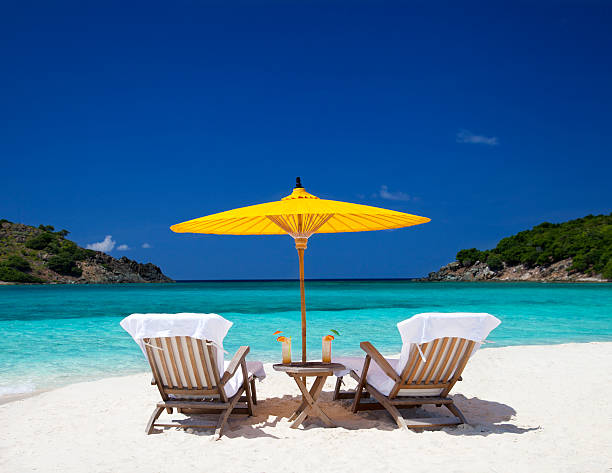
top-left (150, 390), bottom-right (539, 439)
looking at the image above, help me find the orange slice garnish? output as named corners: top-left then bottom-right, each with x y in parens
top-left (273, 330), bottom-right (282, 335)
top-left (276, 336), bottom-right (287, 342)
top-left (323, 335), bottom-right (335, 341)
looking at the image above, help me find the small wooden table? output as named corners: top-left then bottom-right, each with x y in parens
top-left (273, 362), bottom-right (345, 429)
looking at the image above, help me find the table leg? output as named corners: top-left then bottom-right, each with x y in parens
top-left (289, 376), bottom-right (316, 421)
top-left (290, 375), bottom-right (335, 428)
top-left (289, 397), bottom-right (308, 421)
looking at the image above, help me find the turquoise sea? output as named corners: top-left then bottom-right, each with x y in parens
top-left (1, 281), bottom-right (611, 399)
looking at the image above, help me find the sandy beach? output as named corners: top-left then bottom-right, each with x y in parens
top-left (1, 342), bottom-right (611, 473)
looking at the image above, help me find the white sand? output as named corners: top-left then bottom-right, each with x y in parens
top-left (1, 342), bottom-right (611, 473)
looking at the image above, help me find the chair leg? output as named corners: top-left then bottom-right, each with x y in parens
top-left (363, 383), bottom-right (408, 430)
top-left (351, 383), bottom-right (364, 413)
top-left (241, 363), bottom-right (254, 416)
top-left (145, 406), bottom-right (164, 434)
top-left (446, 401), bottom-right (468, 425)
top-left (333, 377), bottom-right (343, 401)
top-left (352, 356), bottom-right (371, 413)
top-left (250, 378), bottom-right (257, 405)
top-left (213, 388), bottom-right (244, 441)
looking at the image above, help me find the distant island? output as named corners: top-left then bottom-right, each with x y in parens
top-left (425, 214), bottom-right (611, 282)
top-left (0, 220), bottom-right (173, 284)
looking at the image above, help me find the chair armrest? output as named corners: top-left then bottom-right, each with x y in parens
top-left (220, 346), bottom-right (250, 384)
top-left (359, 341), bottom-right (401, 383)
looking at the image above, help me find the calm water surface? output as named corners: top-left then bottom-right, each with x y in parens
top-left (1, 281), bottom-right (611, 398)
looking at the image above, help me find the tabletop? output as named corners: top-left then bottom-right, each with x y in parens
top-left (272, 361), bottom-right (345, 375)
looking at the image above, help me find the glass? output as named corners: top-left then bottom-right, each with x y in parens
top-left (322, 337), bottom-right (332, 363)
top-left (282, 338), bottom-right (292, 364)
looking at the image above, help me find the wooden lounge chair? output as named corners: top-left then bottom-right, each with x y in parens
top-left (334, 337), bottom-right (477, 429)
top-left (143, 335), bottom-right (258, 439)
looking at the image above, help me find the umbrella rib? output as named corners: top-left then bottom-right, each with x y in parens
top-left (351, 213), bottom-right (419, 228)
top-left (304, 213), bottom-right (314, 233)
top-left (329, 212), bottom-right (407, 231)
top-left (233, 216), bottom-right (271, 235)
top-left (308, 213), bottom-right (326, 233)
top-left (289, 214), bottom-right (299, 233)
top-left (334, 213), bottom-right (377, 229)
top-left (310, 213), bottom-right (334, 233)
top-left (302, 213), bottom-right (314, 233)
top-left (190, 217), bottom-right (250, 233)
top-left (185, 219), bottom-right (230, 233)
top-left (256, 217), bottom-right (277, 235)
top-left (266, 215), bottom-right (293, 234)
top-left (202, 218), bottom-right (251, 234)
top-left (346, 213), bottom-right (400, 228)
top-left (196, 217), bottom-right (245, 231)
top-left (324, 217), bottom-right (339, 232)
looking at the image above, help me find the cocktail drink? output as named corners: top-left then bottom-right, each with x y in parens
top-left (322, 335), bottom-right (333, 363)
top-left (282, 338), bottom-right (292, 364)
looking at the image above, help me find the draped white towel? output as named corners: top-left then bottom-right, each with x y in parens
top-left (119, 312), bottom-right (266, 384)
top-left (333, 312), bottom-right (501, 391)
top-left (397, 312), bottom-right (501, 370)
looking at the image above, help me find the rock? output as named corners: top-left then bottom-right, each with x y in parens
top-left (0, 220), bottom-right (173, 284)
top-left (423, 257), bottom-right (607, 283)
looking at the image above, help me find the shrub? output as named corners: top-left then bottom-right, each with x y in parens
top-left (519, 247), bottom-right (539, 267)
top-left (25, 232), bottom-right (56, 250)
top-left (0, 266), bottom-right (44, 283)
top-left (602, 259), bottom-right (612, 280)
top-left (456, 248), bottom-right (488, 266)
top-left (3, 255), bottom-right (31, 272)
top-left (486, 254), bottom-right (504, 271)
top-left (41, 238), bottom-right (92, 277)
top-left (47, 254), bottom-right (82, 277)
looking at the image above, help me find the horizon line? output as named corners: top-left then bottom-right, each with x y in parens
top-left (176, 278), bottom-right (421, 282)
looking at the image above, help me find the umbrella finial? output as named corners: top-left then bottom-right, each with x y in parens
top-left (295, 177), bottom-right (303, 188)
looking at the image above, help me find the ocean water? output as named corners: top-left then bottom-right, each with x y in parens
top-left (1, 281), bottom-right (611, 399)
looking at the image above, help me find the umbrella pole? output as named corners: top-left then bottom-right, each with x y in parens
top-left (295, 238), bottom-right (308, 362)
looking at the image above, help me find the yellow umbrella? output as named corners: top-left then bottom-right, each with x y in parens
top-left (170, 177), bottom-right (430, 361)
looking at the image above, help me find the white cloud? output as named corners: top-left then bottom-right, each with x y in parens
top-left (86, 235), bottom-right (115, 252)
top-left (456, 129), bottom-right (499, 146)
top-left (377, 185), bottom-right (411, 201)
top-left (141, 243), bottom-right (152, 249)
top-left (117, 244), bottom-right (130, 251)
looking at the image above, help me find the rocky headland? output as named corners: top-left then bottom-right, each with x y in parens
top-left (0, 220), bottom-right (173, 284)
top-left (425, 258), bottom-right (605, 282)
top-left (423, 214), bottom-right (611, 283)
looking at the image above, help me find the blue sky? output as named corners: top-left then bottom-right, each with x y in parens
top-left (1, 1), bottom-right (610, 280)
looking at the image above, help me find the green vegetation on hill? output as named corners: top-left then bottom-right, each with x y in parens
top-left (1, 219), bottom-right (172, 284)
top-left (25, 228), bottom-right (95, 277)
top-left (456, 214), bottom-right (612, 278)
top-left (0, 220), bottom-right (95, 283)
top-left (0, 255), bottom-right (45, 283)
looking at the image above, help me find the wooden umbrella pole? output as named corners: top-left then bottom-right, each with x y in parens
top-left (295, 238), bottom-right (308, 362)
top-left (298, 248), bottom-right (306, 362)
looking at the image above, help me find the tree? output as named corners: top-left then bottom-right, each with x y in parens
top-left (455, 213), bottom-right (611, 276)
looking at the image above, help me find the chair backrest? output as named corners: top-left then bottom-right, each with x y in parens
top-left (390, 337), bottom-right (476, 398)
top-left (143, 336), bottom-right (226, 401)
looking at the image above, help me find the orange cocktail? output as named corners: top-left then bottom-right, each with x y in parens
top-left (322, 335), bottom-right (334, 363)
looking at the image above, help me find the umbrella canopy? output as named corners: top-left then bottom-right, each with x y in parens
top-left (171, 178), bottom-right (430, 361)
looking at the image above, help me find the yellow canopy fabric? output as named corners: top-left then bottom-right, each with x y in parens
top-left (170, 186), bottom-right (430, 236)
top-left (171, 178), bottom-right (430, 362)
